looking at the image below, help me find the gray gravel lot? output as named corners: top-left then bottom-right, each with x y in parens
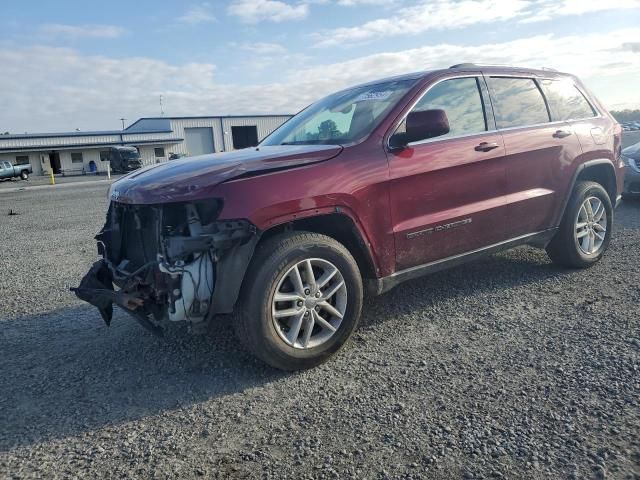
top-left (1, 185), bottom-right (639, 479)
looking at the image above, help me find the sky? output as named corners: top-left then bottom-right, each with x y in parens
top-left (1, 0), bottom-right (639, 133)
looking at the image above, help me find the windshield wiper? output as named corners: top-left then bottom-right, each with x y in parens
top-left (280, 140), bottom-right (343, 146)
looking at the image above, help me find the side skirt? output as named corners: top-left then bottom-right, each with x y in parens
top-left (368, 228), bottom-right (557, 296)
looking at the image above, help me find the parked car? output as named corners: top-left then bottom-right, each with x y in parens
top-left (74, 64), bottom-right (624, 370)
top-left (621, 141), bottom-right (640, 198)
top-left (104, 146), bottom-right (143, 173)
top-left (0, 160), bottom-right (32, 180)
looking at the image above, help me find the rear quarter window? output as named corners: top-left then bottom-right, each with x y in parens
top-left (488, 77), bottom-right (550, 129)
top-left (539, 79), bottom-right (596, 121)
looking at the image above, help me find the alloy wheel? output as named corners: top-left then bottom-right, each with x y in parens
top-left (271, 258), bottom-right (347, 349)
top-left (575, 196), bottom-right (607, 255)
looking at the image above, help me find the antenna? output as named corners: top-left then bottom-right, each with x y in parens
top-left (120, 118), bottom-right (127, 130)
top-left (160, 95), bottom-right (165, 116)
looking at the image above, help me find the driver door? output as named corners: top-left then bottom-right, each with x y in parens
top-left (387, 75), bottom-right (509, 271)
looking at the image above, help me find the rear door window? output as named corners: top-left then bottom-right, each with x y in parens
top-left (539, 79), bottom-right (596, 121)
top-left (488, 77), bottom-right (550, 129)
top-left (398, 77), bottom-right (487, 140)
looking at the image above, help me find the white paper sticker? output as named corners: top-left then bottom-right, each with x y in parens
top-left (354, 90), bottom-right (393, 102)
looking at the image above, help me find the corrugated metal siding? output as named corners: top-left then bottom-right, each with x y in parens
top-left (221, 116), bottom-right (291, 150)
top-left (169, 119), bottom-right (221, 154)
top-left (0, 116), bottom-right (292, 174)
top-left (0, 135), bottom-right (120, 150)
top-left (122, 132), bottom-right (178, 142)
top-left (170, 116), bottom-right (291, 153)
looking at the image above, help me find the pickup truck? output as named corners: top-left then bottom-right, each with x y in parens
top-left (0, 160), bottom-right (32, 180)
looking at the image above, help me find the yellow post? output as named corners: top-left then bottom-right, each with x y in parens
top-left (49, 170), bottom-right (55, 186)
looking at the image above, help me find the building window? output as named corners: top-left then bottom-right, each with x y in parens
top-left (154, 147), bottom-right (165, 158)
top-left (71, 153), bottom-right (83, 164)
top-left (15, 155), bottom-right (30, 165)
top-left (99, 151), bottom-right (110, 162)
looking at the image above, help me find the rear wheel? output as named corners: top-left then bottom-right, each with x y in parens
top-left (546, 181), bottom-right (612, 268)
top-left (234, 231), bottom-right (363, 371)
top-left (20, 171), bottom-right (28, 180)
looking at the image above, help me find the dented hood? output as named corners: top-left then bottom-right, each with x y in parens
top-left (109, 144), bottom-right (343, 204)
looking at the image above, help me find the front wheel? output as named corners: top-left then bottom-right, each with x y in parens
top-left (546, 181), bottom-right (613, 268)
top-left (20, 171), bottom-right (28, 180)
top-left (234, 231), bottom-right (363, 371)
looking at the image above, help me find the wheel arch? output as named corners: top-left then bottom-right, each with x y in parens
top-left (557, 159), bottom-right (617, 226)
top-left (258, 211), bottom-right (378, 281)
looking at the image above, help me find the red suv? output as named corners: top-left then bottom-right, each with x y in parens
top-left (74, 64), bottom-right (624, 370)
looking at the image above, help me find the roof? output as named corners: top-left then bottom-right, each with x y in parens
top-left (0, 138), bottom-right (184, 153)
top-left (0, 128), bottom-right (172, 140)
top-left (349, 64), bottom-right (571, 90)
top-left (125, 114), bottom-right (293, 130)
top-left (1, 114), bottom-right (294, 139)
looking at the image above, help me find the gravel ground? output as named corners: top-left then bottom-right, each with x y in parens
top-left (1, 185), bottom-right (639, 479)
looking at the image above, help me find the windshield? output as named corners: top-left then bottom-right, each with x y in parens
top-left (261, 79), bottom-right (417, 146)
top-left (121, 150), bottom-right (140, 160)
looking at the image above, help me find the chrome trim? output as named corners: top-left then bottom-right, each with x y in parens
top-left (386, 72), bottom-right (603, 151)
top-left (386, 73), bottom-right (483, 149)
top-left (371, 228), bottom-right (558, 295)
top-left (406, 129), bottom-right (498, 148)
top-left (390, 230), bottom-right (547, 280)
top-left (487, 74), bottom-right (602, 120)
top-left (495, 119), bottom-right (566, 134)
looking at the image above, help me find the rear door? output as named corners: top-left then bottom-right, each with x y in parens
top-left (387, 75), bottom-right (508, 271)
top-left (538, 78), bottom-right (609, 216)
top-left (486, 76), bottom-right (583, 238)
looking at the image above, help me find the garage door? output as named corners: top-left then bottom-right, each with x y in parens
top-left (184, 127), bottom-right (215, 156)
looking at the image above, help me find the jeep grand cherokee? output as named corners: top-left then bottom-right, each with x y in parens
top-left (74, 64), bottom-right (624, 370)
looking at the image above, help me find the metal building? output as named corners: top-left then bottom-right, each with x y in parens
top-left (0, 115), bottom-right (292, 176)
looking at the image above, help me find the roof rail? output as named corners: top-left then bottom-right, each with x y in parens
top-left (449, 63), bottom-right (477, 69)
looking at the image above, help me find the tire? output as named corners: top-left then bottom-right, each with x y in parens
top-left (234, 231), bottom-right (363, 371)
top-left (546, 181), bottom-right (613, 268)
top-left (20, 171), bottom-right (28, 180)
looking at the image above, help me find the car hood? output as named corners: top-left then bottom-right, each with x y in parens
top-left (109, 144), bottom-right (343, 204)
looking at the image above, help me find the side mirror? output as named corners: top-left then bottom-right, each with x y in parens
top-left (390, 109), bottom-right (450, 148)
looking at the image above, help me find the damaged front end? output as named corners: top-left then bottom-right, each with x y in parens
top-left (72, 200), bottom-right (258, 335)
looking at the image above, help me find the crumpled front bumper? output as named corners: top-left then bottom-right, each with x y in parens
top-left (72, 260), bottom-right (164, 335)
top-left (72, 199), bottom-right (261, 335)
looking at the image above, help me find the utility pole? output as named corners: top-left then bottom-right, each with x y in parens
top-left (160, 95), bottom-right (165, 116)
top-left (120, 118), bottom-right (127, 130)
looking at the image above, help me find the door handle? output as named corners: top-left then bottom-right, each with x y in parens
top-left (553, 130), bottom-right (572, 139)
top-left (474, 142), bottom-right (500, 152)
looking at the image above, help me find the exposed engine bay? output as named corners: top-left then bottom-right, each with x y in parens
top-left (72, 200), bottom-right (258, 335)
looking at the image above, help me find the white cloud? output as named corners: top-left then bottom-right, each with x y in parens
top-left (232, 42), bottom-right (288, 55)
top-left (1, 29), bottom-right (639, 133)
top-left (521, 0), bottom-right (640, 23)
top-left (228, 0), bottom-right (309, 23)
top-left (178, 3), bottom-right (217, 24)
top-left (39, 24), bottom-right (125, 39)
top-left (313, 0), bottom-right (640, 47)
top-left (335, 0), bottom-right (391, 5)
top-left (313, 0), bottom-right (531, 47)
